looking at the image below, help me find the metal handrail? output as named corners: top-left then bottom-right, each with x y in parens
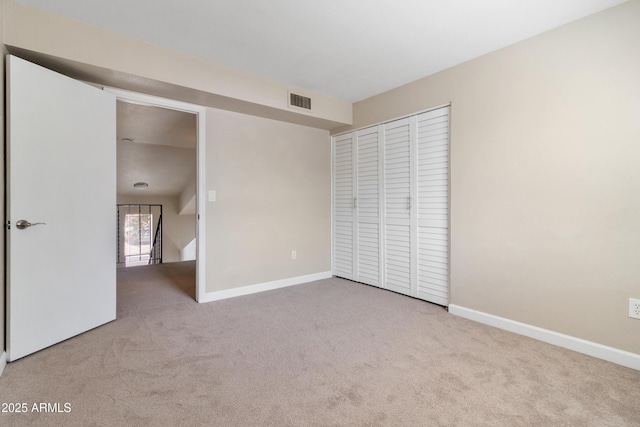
top-left (148, 215), bottom-right (163, 265)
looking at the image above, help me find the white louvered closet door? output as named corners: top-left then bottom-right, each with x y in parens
top-left (355, 127), bottom-right (381, 287)
top-left (416, 107), bottom-right (450, 305)
top-left (383, 118), bottom-right (414, 296)
top-left (332, 106), bottom-right (450, 306)
top-left (333, 133), bottom-right (355, 280)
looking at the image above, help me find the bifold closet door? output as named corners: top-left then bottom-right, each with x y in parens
top-left (383, 118), bottom-right (414, 296)
top-left (332, 106), bottom-right (450, 306)
top-left (416, 107), bottom-right (450, 305)
top-left (355, 127), bottom-right (381, 287)
top-left (333, 132), bottom-right (355, 280)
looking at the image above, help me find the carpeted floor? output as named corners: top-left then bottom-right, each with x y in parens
top-left (0, 261), bottom-right (638, 426)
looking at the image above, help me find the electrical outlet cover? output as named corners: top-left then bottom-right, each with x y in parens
top-left (629, 298), bottom-right (640, 320)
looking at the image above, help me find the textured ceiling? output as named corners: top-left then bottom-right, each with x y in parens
top-left (116, 101), bottom-right (196, 197)
top-left (117, 101), bottom-right (196, 149)
top-left (14, 0), bottom-right (627, 102)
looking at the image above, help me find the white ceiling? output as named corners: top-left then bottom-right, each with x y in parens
top-left (14, 0), bottom-right (627, 102)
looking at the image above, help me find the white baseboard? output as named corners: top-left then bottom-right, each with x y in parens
top-left (0, 351), bottom-right (7, 377)
top-left (448, 304), bottom-right (640, 371)
top-left (199, 271), bottom-right (333, 303)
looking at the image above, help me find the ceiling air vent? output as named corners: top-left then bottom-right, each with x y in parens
top-left (289, 92), bottom-right (312, 110)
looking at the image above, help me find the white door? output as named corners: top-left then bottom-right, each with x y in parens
top-left (355, 126), bottom-right (381, 287)
top-left (333, 132), bottom-right (355, 280)
top-left (383, 118), bottom-right (414, 296)
top-left (6, 55), bottom-right (117, 361)
top-left (416, 107), bottom-right (450, 305)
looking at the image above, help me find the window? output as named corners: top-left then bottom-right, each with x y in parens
top-left (124, 213), bottom-right (153, 267)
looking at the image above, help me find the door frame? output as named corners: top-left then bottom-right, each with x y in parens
top-left (104, 87), bottom-right (207, 302)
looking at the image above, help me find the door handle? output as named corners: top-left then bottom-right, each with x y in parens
top-left (15, 220), bottom-right (46, 230)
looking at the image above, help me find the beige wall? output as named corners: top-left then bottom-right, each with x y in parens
top-left (117, 195), bottom-right (196, 264)
top-left (205, 108), bottom-right (331, 292)
top-left (338, 1), bottom-right (640, 354)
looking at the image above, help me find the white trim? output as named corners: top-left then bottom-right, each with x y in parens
top-left (199, 271), bottom-right (332, 303)
top-left (332, 102), bottom-right (451, 137)
top-left (377, 125), bottom-right (385, 289)
top-left (352, 131), bottom-right (358, 281)
top-left (330, 135), bottom-right (335, 276)
top-left (0, 352), bottom-right (7, 377)
top-left (449, 304), bottom-right (640, 371)
top-left (102, 87), bottom-right (207, 303)
top-left (409, 115), bottom-right (418, 297)
top-left (195, 111), bottom-right (207, 303)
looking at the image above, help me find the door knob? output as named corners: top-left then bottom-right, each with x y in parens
top-left (15, 220), bottom-right (46, 230)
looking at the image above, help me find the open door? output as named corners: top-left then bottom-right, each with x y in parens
top-left (6, 56), bottom-right (117, 361)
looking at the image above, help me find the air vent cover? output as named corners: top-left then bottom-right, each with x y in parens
top-left (289, 93), bottom-right (312, 110)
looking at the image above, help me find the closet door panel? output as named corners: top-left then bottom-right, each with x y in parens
top-left (333, 133), bottom-right (355, 279)
top-left (383, 118), bottom-right (412, 295)
top-left (333, 106), bottom-right (450, 307)
top-left (416, 107), bottom-right (449, 305)
top-left (356, 127), bottom-right (381, 286)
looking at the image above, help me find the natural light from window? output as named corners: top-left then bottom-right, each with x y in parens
top-left (124, 213), bottom-right (153, 267)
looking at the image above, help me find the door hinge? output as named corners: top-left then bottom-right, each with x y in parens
top-left (6, 221), bottom-right (10, 230)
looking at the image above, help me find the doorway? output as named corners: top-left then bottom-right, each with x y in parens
top-left (106, 87), bottom-right (207, 302)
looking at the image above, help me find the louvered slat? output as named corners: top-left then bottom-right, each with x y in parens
top-left (356, 127), bottom-right (380, 286)
top-left (333, 133), bottom-right (354, 279)
top-left (416, 107), bottom-right (449, 305)
top-left (384, 119), bottom-right (411, 223)
top-left (383, 119), bottom-right (412, 295)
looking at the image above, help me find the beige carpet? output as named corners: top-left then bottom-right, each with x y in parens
top-left (0, 261), bottom-right (638, 426)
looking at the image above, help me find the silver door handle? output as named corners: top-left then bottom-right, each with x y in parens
top-left (16, 220), bottom-right (46, 230)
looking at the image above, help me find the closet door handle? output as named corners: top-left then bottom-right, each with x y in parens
top-left (354, 197), bottom-right (358, 209)
top-left (408, 196), bottom-right (412, 210)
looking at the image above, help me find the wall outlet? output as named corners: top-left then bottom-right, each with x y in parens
top-left (291, 250), bottom-right (297, 260)
top-left (630, 298), bottom-right (640, 320)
